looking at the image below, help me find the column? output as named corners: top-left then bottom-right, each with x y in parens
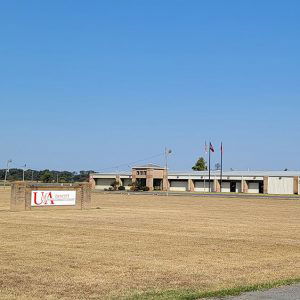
top-left (263, 176), bottom-right (268, 194)
top-left (10, 182), bottom-right (26, 211)
top-left (293, 176), bottom-right (299, 195)
top-left (188, 179), bottom-right (194, 192)
top-left (146, 169), bottom-right (154, 191)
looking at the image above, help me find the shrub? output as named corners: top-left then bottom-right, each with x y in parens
top-left (130, 181), bottom-right (139, 191)
top-left (110, 180), bottom-right (121, 190)
top-left (142, 186), bottom-right (150, 191)
top-left (118, 186), bottom-right (125, 190)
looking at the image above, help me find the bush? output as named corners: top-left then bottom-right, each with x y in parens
top-left (130, 181), bottom-right (139, 191)
top-left (110, 179), bottom-right (121, 190)
top-left (118, 186), bottom-right (125, 190)
top-left (129, 182), bottom-right (150, 192)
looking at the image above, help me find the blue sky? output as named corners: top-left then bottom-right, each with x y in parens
top-left (1, 1), bottom-right (300, 172)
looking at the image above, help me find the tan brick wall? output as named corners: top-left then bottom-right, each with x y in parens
top-left (132, 169), bottom-right (137, 184)
top-left (146, 169), bottom-right (154, 191)
top-left (89, 176), bottom-right (96, 189)
top-left (153, 169), bottom-right (164, 178)
top-left (162, 169), bottom-right (168, 191)
top-left (10, 182), bottom-right (26, 211)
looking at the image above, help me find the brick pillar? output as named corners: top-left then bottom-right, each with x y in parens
top-left (293, 176), bottom-right (299, 195)
top-left (132, 169), bottom-right (137, 185)
top-left (215, 179), bottom-right (221, 192)
top-left (146, 169), bottom-right (154, 191)
top-left (81, 183), bottom-right (92, 210)
top-left (212, 179), bottom-right (217, 192)
top-left (188, 179), bottom-right (194, 192)
top-left (89, 176), bottom-right (96, 189)
top-left (243, 180), bottom-right (248, 193)
top-left (162, 169), bottom-right (168, 191)
top-left (10, 182), bottom-right (27, 211)
top-left (263, 176), bottom-right (268, 194)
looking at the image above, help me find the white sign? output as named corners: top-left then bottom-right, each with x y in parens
top-left (31, 191), bottom-right (76, 206)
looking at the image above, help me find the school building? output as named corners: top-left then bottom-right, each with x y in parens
top-left (89, 163), bottom-right (300, 195)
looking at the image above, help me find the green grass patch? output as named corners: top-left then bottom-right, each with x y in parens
top-left (125, 278), bottom-right (300, 300)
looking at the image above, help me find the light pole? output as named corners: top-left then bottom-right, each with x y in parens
top-left (22, 164), bottom-right (27, 182)
top-left (165, 147), bottom-right (172, 196)
top-left (4, 159), bottom-right (12, 189)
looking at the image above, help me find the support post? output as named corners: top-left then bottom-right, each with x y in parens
top-left (188, 178), bottom-right (194, 192)
top-left (293, 176), bottom-right (299, 195)
top-left (263, 176), bottom-right (269, 194)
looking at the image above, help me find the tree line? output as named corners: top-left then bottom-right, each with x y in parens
top-left (0, 169), bottom-right (94, 183)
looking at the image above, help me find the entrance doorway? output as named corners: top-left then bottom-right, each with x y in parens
top-left (259, 181), bottom-right (264, 194)
top-left (153, 179), bottom-right (162, 190)
top-left (136, 178), bottom-right (146, 188)
top-left (230, 182), bottom-right (236, 193)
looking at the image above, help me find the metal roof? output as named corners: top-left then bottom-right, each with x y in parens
top-left (132, 163), bottom-right (164, 169)
top-left (168, 170), bottom-right (300, 177)
top-left (92, 170), bottom-right (300, 177)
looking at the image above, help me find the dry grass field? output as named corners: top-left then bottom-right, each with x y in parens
top-left (0, 188), bottom-right (300, 299)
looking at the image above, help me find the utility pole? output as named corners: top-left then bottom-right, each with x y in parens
top-left (220, 142), bottom-right (223, 193)
top-left (22, 164), bottom-right (26, 182)
top-left (165, 147), bottom-right (172, 196)
top-left (209, 144), bottom-right (211, 192)
top-left (4, 159), bottom-right (12, 189)
top-left (204, 141), bottom-right (208, 192)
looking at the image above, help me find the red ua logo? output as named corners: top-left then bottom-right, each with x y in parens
top-left (33, 192), bottom-right (55, 205)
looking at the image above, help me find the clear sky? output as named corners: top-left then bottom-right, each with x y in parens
top-left (1, 1), bottom-right (300, 172)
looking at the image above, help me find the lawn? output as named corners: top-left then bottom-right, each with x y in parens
top-left (0, 189), bottom-right (300, 299)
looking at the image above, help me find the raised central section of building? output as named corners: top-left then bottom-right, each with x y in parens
top-left (132, 164), bottom-right (168, 191)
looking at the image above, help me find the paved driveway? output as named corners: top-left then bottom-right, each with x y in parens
top-left (212, 283), bottom-right (300, 300)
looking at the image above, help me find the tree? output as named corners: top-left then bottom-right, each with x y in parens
top-left (40, 171), bottom-right (53, 183)
top-left (192, 157), bottom-right (207, 171)
top-left (215, 163), bottom-right (221, 170)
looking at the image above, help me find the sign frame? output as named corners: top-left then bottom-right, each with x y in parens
top-left (31, 190), bottom-right (77, 207)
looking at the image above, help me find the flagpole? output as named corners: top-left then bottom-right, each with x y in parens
top-left (209, 142), bottom-right (211, 192)
top-left (220, 142), bottom-right (223, 193)
top-left (204, 141), bottom-right (207, 192)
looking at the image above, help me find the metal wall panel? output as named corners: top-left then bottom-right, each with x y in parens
top-left (169, 180), bottom-right (188, 191)
top-left (194, 180), bottom-right (210, 192)
top-left (248, 182), bottom-right (259, 194)
top-left (122, 178), bottom-right (132, 190)
top-left (95, 178), bottom-right (115, 190)
top-left (268, 177), bottom-right (294, 194)
top-left (221, 182), bottom-right (230, 193)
